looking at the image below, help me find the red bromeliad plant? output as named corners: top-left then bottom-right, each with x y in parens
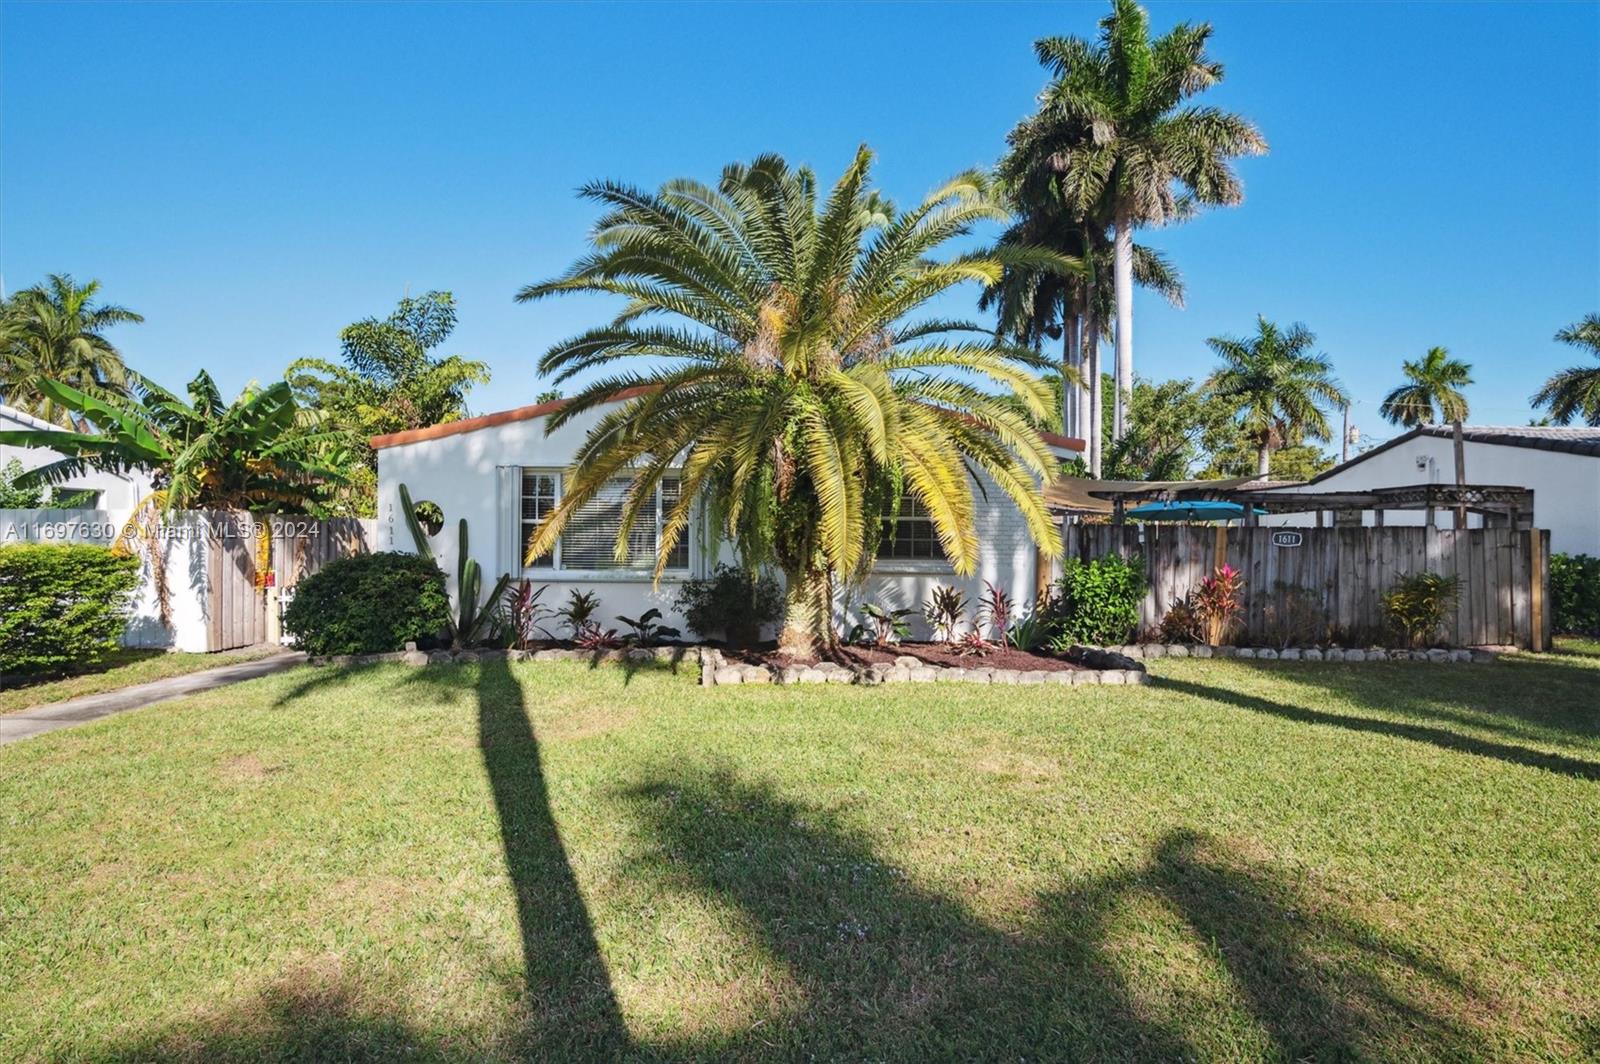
top-left (979, 581), bottom-right (1015, 648)
top-left (1194, 564), bottom-right (1246, 645)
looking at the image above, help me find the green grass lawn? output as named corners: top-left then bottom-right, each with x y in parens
top-left (2, 644), bottom-right (1597, 1061)
top-left (0, 647), bottom-right (278, 715)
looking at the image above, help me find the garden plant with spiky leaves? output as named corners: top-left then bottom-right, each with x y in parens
top-left (1532, 314), bottom-right (1600, 426)
top-left (1205, 316), bottom-right (1348, 478)
top-left (517, 147), bottom-right (1072, 656)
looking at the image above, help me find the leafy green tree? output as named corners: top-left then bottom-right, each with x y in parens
top-left (517, 147), bottom-right (1068, 655)
top-left (1205, 317), bottom-right (1348, 478)
top-left (0, 274), bottom-right (142, 425)
top-left (1017, 0), bottom-right (1265, 447)
top-left (0, 373), bottom-right (347, 513)
top-left (1101, 375), bottom-right (1237, 480)
top-left (1532, 314), bottom-right (1600, 426)
top-left (290, 290), bottom-right (489, 453)
top-left (1379, 347), bottom-right (1472, 427)
top-left (0, 458), bottom-right (44, 507)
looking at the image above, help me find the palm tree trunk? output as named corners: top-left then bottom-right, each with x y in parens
top-left (1257, 444), bottom-right (1271, 478)
top-left (1084, 298), bottom-right (1102, 477)
top-left (1113, 209), bottom-right (1134, 444)
top-left (778, 565), bottom-right (835, 658)
top-left (1061, 312), bottom-right (1079, 438)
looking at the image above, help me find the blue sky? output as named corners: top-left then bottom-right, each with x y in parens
top-left (2, 1), bottom-right (1596, 446)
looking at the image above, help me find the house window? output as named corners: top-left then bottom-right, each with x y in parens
top-left (521, 471), bottom-right (689, 572)
top-left (879, 494), bottom-right (946, 561)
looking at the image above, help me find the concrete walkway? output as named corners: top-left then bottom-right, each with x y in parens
top-left (0, 652), bottom-right (307, 746)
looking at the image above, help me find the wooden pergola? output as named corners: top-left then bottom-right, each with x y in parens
top-left (1047, 477), bottom-right (1536, 531)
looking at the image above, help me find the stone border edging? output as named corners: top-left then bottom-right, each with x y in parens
top-left (699, 647), bottom-right (1149, 687)
top-left (306, 645), bottom-right (703, 668)
top-left (1109, 644), bottom-right (1501, 664)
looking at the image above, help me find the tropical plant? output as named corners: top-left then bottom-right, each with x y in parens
top-left (1193, 563), bottom-right (1245, 645)
top-left (1383, 572), bottom-right (1460, 648)
top-left (1205, 317), bottom-right (1349, 478)
top-left (289, 293), bottom-right (489, 450)
top-left (0, 274), bottom-right (141, 425)
top-left (1007, 609), bottom-right (1053, 652)
top-left (1008, 0), bottom-right (1265, 449)
top-left (280, 551), bottom-right (451, 656)
top-left (1531, 314), bottom-right (1600, 426)
top-left (500, 579), bottom-right (556, 650)
top-left (398, 482), bottom-right (511, 648)
top-left (616, 608), bottom-right (680, 645)
top-left (1379, 347), bottom-right (1473, 428)
top-left (952, 630), bottom-right (994, 657)
top-left (923, 584), bottom-right (968, 643)
top-left (0, 458), bottom-right (43, 508)
top-left (556, 589), bottom-right (603, 641)
top-left (0, 373), bottom-right (348, 512)
top-left (673, 565), bottom-right (784, 647)
top-left (849, 602), bottom-right (913, 647)
top-left (1053, 554), bottom-right (1146, 645)
top-left (574, 625), bottom-right (623, 651)
top-left (1550, 553), bottom-right (1600, 636)
top-left (1154, 595), bottom-right (1204, 644)
top-left (979, 581), bottom-right (1016, 647)
top-left (516, 148), bottom-right (1068, 656)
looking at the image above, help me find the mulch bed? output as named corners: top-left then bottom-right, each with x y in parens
top-left (721, 642), bottom-right (1086, 673)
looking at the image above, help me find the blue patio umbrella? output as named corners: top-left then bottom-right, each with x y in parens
top-left (1124, 500), bottom-right (1268, 522)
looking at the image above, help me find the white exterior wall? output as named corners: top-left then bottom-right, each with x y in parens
top-left (376, 406), bottom-right (1048, 641)
top-left (1261, 436), bottom-right (1600, 555)
top-left (1, 404), bottom-right (152, 524)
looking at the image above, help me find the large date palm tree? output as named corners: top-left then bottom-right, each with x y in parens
top-left (1022, 0), bottom-right (1266, 444)
top-left (1206, 317), bottom-right (1348, 478)
top-left (1532, 314), bottom-right (1600, 426)
top-left (0, 274), bottom-right (141, 425)
top-left (516, 147), bottom-right (1072, 655)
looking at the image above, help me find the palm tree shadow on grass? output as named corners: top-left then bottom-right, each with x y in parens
top-left (623, 770), bottom-right (1487, 1060)
top-left (1154, 674), bottom-right (1600, 780)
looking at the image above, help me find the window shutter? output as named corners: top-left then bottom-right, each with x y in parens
top-left (496, 466), bottom-right (519, 577)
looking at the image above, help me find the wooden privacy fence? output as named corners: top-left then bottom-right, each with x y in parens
top-left (203, 512), bottom-right (375, 651)
top-left (1064, 524), bottom-right (1551, 649)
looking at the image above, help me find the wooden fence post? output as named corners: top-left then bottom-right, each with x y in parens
top-left (1213, 525), bottom-right (1227, 574)
top-left (1530, 530), bottom-right (1545, 653)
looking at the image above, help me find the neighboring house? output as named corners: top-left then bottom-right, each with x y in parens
top-left (1, 402), bottom-right (153, 521)
top-left (373, 394), bottom-right (1083, 638)
top-left (1260, 425), bottom-right (1600, 554)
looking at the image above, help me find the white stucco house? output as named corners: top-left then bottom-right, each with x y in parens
top-left (373, 393), bottom-right (1083, 639)
top-left (1261, 425), bottom-right (1600, 554)
top-left (1, 402), bottom-right (152, 520)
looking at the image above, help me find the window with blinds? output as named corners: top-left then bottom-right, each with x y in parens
top-left (879, 493), bottom-right (947, 561)
top-left (520, 472), bottom-right (689, 572)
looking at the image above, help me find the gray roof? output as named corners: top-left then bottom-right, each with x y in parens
top-left (1411, 424), bottom-right (1600, 458)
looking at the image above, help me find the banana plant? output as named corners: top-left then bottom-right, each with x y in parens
top-left (398, 482), bottom-right (510, 648)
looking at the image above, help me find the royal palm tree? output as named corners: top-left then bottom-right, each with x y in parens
top-left (0, 274), bottom-right (141, 425)
top-left (1020, 0), bottom-right (1266, 445)
top-left (1379, 346), bottom-right (1473, 428)
top-left (0, 372), bottom-right (348, 513)
top-left (1532, 314), bottom-right (1600, 426)
top-left (1206, 316), bottom-right (1348, 478)
top-left (516, 147), bottom-right (1071, 656)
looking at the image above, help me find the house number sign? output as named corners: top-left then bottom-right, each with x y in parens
top-left (1271, 531), bottom-right (1303, 548)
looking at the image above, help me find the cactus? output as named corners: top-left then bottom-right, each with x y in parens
top-left (397, 483), bottom-right (509, 647)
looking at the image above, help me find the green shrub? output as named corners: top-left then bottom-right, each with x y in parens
top-left (1051, 555), bottom-right (1147, 646)
top-left (1550, 553), bottom-right (1600, 636)
top-left (1382, 571), bottom-right (1460, 648)
top-left (674, 565), bottom-right (783, 646)
top-left (282, 551), bottom-right (450, 655)
top-left (0, 543), bottom-right (141, 678)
